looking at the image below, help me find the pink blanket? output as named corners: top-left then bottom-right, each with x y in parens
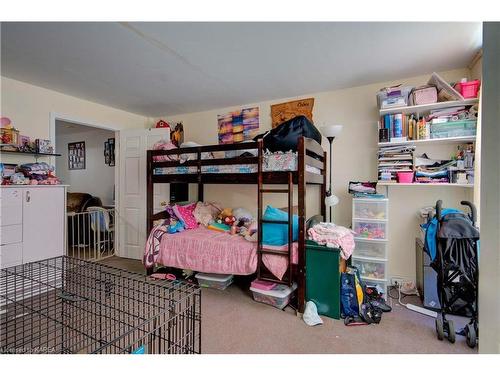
top-left (144, 226), bottom-right (297, 280)
top-left (307, 222), bottom-right (355, 259)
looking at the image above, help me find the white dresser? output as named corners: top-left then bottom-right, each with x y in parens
top-left (0, 185), bottom-right (67, 268)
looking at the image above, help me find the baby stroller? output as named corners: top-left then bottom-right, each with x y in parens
top-left (429, 200), bottom-right (479, 348)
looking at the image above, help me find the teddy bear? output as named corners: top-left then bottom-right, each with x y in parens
top-left (216, 208), bottom-right (236, 227)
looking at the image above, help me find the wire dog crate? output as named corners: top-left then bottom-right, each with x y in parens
top-left (0, 256), bottom-right (201, 354)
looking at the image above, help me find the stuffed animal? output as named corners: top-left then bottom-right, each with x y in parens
top-left (167, 220), bottom-right (185, 234)
top-left (216, 208), bottom-right (234, 225)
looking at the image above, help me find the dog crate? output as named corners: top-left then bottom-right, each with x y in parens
top-left (0, 256), bottom-right (201, 354)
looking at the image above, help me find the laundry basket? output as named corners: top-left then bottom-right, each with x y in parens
top-left (0, 256), bottom-right (201, 354)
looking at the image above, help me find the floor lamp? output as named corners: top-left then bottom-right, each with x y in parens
top-left (320, 125), bottom-right (343, 223)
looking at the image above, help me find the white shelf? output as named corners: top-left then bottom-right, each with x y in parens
top-left (379, 98), bottom-right (479, 116)
top-left (377, 182), bottom-right (474, 188)
top-left (378, 135), bottom-right (476, 147)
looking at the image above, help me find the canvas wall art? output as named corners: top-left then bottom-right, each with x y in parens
top-left (217, 107), bottom-right (259, 144)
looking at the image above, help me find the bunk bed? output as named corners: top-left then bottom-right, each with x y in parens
top-left (145, 136), bottom-right (326, 313)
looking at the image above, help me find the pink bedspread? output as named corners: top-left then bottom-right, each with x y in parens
top-left (144, 226), bottom-right (297, 280)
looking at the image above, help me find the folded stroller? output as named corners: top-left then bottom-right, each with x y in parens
top-left (425, 200), bottom-right (479, 348)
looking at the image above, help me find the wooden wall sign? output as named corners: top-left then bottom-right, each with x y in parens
top-left (270, 98), bottom-right (314, 128)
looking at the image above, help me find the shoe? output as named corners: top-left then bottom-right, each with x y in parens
top-left (370, 300), bottom-right (392, 313)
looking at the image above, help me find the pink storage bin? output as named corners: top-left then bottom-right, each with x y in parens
top-left (397, 171), bottom-right (414, 183)
top-left (459, 80), bottom-right (481, 99)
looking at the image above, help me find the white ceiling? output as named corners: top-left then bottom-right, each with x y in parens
top-left (1, 22), bottom-right (482, 117)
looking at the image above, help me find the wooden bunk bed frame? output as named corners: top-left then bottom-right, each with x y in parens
top-left (146, 136), bottom-right (326, 313)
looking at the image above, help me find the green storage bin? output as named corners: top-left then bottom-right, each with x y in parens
top-left (430, 120), bottom-right (477, 139)
top-left (305, 240), bottom-right (341, 319)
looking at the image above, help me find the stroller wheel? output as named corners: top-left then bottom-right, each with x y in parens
top-left (465, 323), bottom-right (477, 348)
top-left (435, 316), bottom-right (444, 341)
top-left (447, 320), bottom-right (456, 343)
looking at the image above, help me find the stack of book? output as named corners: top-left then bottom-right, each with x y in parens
top-left (377, 145), bottom-right (415, 182)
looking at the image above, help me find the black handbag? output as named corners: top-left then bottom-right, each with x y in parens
top-left (255, 115), bottom-right (322, 152)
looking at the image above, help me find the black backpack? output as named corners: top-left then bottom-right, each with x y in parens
top-left (254, 115), bottom-right (322, 152)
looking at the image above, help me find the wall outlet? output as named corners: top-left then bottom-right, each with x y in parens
top-left (390, 277), bottom-right (404, 286)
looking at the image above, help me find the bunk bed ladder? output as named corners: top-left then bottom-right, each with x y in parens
top-left (257, 146), bottom-right (294, 286)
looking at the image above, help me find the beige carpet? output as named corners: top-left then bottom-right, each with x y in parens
top-left (99, 256), bottom-right (477, 354)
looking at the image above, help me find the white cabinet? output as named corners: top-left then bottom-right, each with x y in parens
top-left (0, 186), bottom-right (66, 268)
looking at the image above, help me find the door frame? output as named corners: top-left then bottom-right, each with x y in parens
top-left (49, 112), bottom-right (123, 256)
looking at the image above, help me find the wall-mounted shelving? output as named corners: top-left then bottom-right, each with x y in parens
top-left (378, 135), bottom-right (476, 147)
top-left (377, 181), bottom-right (474, 188)
top-left (379, 98), bottom-right (479, 116)
top-left (0, 150), bottom-right (61, 157)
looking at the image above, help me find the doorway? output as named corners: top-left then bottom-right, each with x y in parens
top-left (55, 119), bottom-right (117, 260)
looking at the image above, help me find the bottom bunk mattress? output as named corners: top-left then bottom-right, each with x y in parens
top-left (144, 226), bottom-right (297, 280)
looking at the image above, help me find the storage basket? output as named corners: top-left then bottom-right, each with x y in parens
top-left (457, 80), bottom-right (481, 99)
top-left (430, 120), bottom-right (477, 139)
top-left (409, 85), bottom-right (437, 105)
top-left (376, 86), bottom-right (413, 109)
top-left (397, 171), bottom-right (414, 183)
top-left (195, 273), bottom-right (233, 290)
top-left (250, 282), bottom-right (297, 309)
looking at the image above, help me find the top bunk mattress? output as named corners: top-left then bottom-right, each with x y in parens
top-left (154, 151), bottom-right (321, 175)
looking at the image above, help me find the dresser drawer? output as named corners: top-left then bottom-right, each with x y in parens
top-left (0, 224), bottom-right (23, 245)
top-left (0, 242), bottom-right (23, 268)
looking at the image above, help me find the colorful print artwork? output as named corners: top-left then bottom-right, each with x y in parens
top-left (218, 107), bottom-right (259, 144)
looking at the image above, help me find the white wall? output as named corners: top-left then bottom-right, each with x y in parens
top-left (0, 76), bottom-right (148, 166)
top-left (55, 125), bottom-right (116, 205)
top-left (156, 68), bottom-right (474, 281)
top-left (478, 22), bottom-right (500, 354)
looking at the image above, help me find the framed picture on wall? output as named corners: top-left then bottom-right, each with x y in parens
top-left (68, 141), bottom-right (86, 170)
top-left (104, 137), bottom-right (115, 166)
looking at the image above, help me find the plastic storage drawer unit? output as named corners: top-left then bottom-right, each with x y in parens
top-left (305, 240), bottom-right (341, 319)
top-left (352, 198), bottom-right (389, 220)
top-left (195, 273), bottom-right (233, 290)
top-left (352, 219), bottom-right (388, 240)
top-left (250, 283), bottom-right (297, 309)
top-left (352, 257), bottom-right (387, 281)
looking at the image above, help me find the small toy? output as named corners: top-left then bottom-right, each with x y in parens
top-left (216, 208), bottom-right (234, 224)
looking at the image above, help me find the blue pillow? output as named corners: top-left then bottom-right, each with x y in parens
top-left (262, 205), bottom-right (299, 246)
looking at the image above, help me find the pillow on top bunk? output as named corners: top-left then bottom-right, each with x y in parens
top-left (262, 205), bottom-right (298, 246)
top-left (173, 203), bottom-right (198, 229)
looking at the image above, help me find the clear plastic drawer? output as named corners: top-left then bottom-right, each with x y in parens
top-left (354, 239), bottom-right (387, 259)
top-left (352, 257), bottom-right (387, 281)
top-left (353, 198), bottom-right (388, 220)
top-left (352, 219), bottom-right (388, 240)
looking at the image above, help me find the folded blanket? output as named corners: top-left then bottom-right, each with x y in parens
top-left (307, 222), bottom-right (355, 260)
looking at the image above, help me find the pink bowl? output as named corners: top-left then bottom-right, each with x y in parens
top-left (397, 171), bottom-right (414, 183)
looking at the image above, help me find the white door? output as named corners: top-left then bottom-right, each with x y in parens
top-left (22, 187), bottom-right (65, 263)
top-left (117, 128), bottom-right (169, 260)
